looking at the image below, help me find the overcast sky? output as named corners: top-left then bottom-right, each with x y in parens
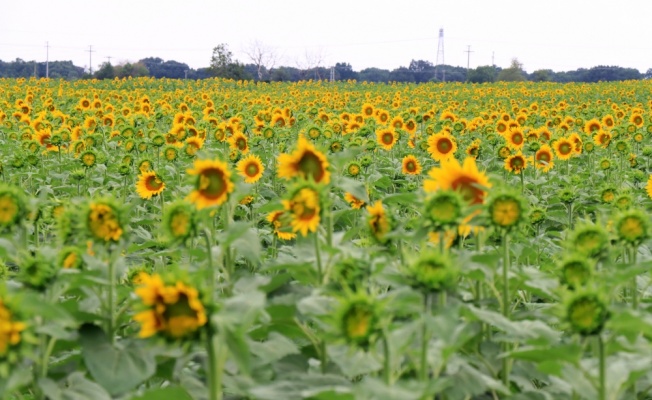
top-left (1, 0), bottom-right (650, 74)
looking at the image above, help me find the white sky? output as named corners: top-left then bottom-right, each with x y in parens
top-left (1, 0), bottom-right (651, 74)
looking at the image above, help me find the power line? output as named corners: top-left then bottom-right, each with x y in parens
top-left (464, 45), bottom-right (473, 80)
top-left (86, 45), bottom-right (95, 74)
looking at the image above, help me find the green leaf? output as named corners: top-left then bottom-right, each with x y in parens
top-left (131, 386), bottom-right (193, 400)
top-left (60, 372), bottom-right (112, 400)
top-left (79, 324), bottom-right (156, 396)
top-left (250, 332), bottom-right (300, 365)
top-left (464, 305), bottom-right (560, 342)
top-left (335, 176), bottom-right (369, 202)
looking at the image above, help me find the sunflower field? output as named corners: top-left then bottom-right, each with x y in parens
top-left (1, 77), bottom-right (652, 400)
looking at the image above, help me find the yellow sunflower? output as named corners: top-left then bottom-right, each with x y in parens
top-left (367, 201), bottom-right (391, 243)
top-left (228, 131), bottom-right (249, 154)
top-left (0, 298), bottom-right (26, 356)
top-left (282, 186), bottom-right (321, 236)
top-left (553, 137), bottom-right (574, 160)
top-left (401, 155), bottom-right (422, 175)
top-left (534, 144), bottom-right (555, 172)
top-left (504, 152), bottom-right (527, 174)
top-left (424, 157), bottom-right (491, 205)
top-left (344, 192), bottom-right (366, 209)
top-left (427, 131), bottom-right (458, 162)
top-left (186, 159), bottom-right (234, 209)
top-left (136, 171), bottom-right (166, 200)
top-left (266, 210), bottom-right (296, 240)
top-left (277, 136), bottom-right (330, 184)
top-left (375, 127), bottom-right (398, 151)
top-left (237, 154), bottom-right (265, 184)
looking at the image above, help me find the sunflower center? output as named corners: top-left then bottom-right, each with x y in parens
top-left (298, 151), bottom-right (325, 182)
top-left (406, 161), bottom-right (417, 172)
top-left (537, 152), bottom-right (551, 162)
top-left (451, 176), bottom-right (484, 205)
top-left (145, 175), bottom-right (164, 191)
top-left (381, 132), bottom-right (394, 145)
top-left (198, 169), bottom-right (227, 199)
top-left (559, 143), bottom-right (572, 154)
top-left (245, 162), bottom-right (260, 177)
top-left (171, 213), bottom-right (190, 236)
top-left (510, 157), bottom-right (525, 169)
top-left (512, 133), bottom-right (523, 144)
top-left (236, 138), bottom-right (247, 151)
top-left (437, 138), bottom-right (452, 153)
top-left (492, 200), bottom-right (520, 226)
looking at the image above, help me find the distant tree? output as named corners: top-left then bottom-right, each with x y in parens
top-left (645, 68), bottom-right (652, 80)
top-left (408, 59), bottom-right (436, 83)
top-left (270, 66), bottom-right (302, 82)
top-left (209, 43), bottom-right (251, 80)
top-left (497, 58), bottom-right (526, 82)
top-left (243, 40), bottom-right (278, 81)
top-left (389, 67), bottom-right (415, 82)
top-left (94, 62), bottom-right (116, 79)
top-left (467, 65), bottom-right (498, 83)
top-left (334, 62), bottom-right (358, 81)
top-left (531, 69), bottom-right (553, 82)
top-left (114, 62), bottom-right (149, 78)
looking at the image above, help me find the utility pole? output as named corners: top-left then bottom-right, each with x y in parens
top-left (46, 41), bottom-right (49, 78)
top-left (330, 66), bottom-right (335, 82)
top-left (184, 70), bottom-right (188, 79)
top-left (435, 28), bottom-right (445, 82)
top-left (105, 56), bottom-right (112, 64)
top-left (464, 45), bottom-right (473, 80)
top-left (86, 45), bottom-right (95, 74)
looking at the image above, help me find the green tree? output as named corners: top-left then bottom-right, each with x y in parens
top-left (94, 62), bottom-right (116, 80)
top-left (209, 43), bottom-right (251, 80)
top-left (497, 58), bottom-right (526, 82)
top-left (531, 69), bottom-right (553, 82)
top-left (467, 65), bottom-right (498, 83)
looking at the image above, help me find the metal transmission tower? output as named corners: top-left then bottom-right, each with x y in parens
top-left (434, 28), bottom-right (445, 82)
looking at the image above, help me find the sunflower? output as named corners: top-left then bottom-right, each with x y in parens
top-left (0, 298), bottom-right (26, 356)
top-left (86, 199), bottom-right (124, 242)
top-left (80, 150), bottom-right (97, 168)
top-left (266, 210), bottom-right (296, 240)
top-left (424, 157), bottom-right (491, 205)
top-left (361, 103), bottom-right (375, 118)
top-left (367, 201), bottom-right (391, 243)
top-left (630, 113), bottom-right (644, 128)
top-left (277, 136), bottom-right (330, 184)
top-left (344, 192), bottom-right (366, 209)
top-left (0, 185), bottom-right (26, 229)
top-left (186, 159), bottom-right (234, 209)
top-left (593, 130), bottom-right (612, 149)
top-left (505, 128), bottom-right (525, 150)
top-left (133, 273), bottom-right (207, 339)
top-left (401, 155), bottom-right (422, 175)
top-left (163, 201), bottom-right (196, 242)
top-left (504, 152), bottom-right (527, 174)
top-left (375, 127), bottom-right (398, 151)
top-left (534, 144), bottom-right (555, 172)
top-left (553, 137), bottom-right (574, 160)
top-left (427, 131), bottom-right (457, 162)
top-left (184, 137), bottom-right (204, 157)
top-left (237, 154), bottom-right (265, 184)
top-left (136, 171), bottom-right (166, 200)
top-left (228, 132), bottom-right (249, 155)
top-left (282, 186), bottom-right (321, 236)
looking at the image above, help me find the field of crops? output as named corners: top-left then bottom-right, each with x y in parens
top-left (1, 77), bottom-right (652, 400)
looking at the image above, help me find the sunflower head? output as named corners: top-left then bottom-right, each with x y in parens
top-left (614, 193), bottom-right (632, 211)
top-left (565, 291), bottom-right (609, 336)
top-left (345, 161), bottom-right (362, 177)
top-left (336, 293), bottom-right (380, 349)
top-left (236, 154), bottom-right (265, 184)
top-left (558, 187), bottom-right (578, 205)
top-left (409, 250), bottom-right (457, 293)
top-left (57, 246), bottom-right (84, 270)
top-left (529, 207), bottom-right (547, 226)
top-left (85, 198), bottom-right (126, 243)
top-left (424, 190), bottom-right (464, 230)
top-left (80, 150), bottom-right (98, 168)
top-left (163, 201), bottom-right (197, 243)
top-left (133, 272), bottom-right (208, 339)
top-left (186, 158), bottom-right (235, 210)
top-left (0, 185), bottom-right (27, 230)
top-left (18, 253), bottom-right (57, 291)
top-left (615, 209), bottom-right (649, 246)
top-left (567, 223), bottom-right (609, 260)
top-left (401, 155), bottom-right (422, 176)
top-left (599, 186), bottom-right (616, 204)
top-left (281, 182), bottom-right (322, 237)
top-left (136, 171), bottom-right (166, 200)
top-left (486, 190), bottom-right (526, 231)
top-left (424, 157), bottom-right (491, 206)
top-left (366, 200), bottom-right (392, 244)
top-left (0, 297), bottom-right (26, 357)
top-left (558, 254), bottom-right (593, 290)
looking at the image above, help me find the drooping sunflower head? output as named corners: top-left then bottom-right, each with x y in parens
top-left (558, 254), bottom-right (593, 290)
top-left (529, 206), bottom-right (546, 226)
top-left (186, 158), bottom-right (234, 210)
top-left (424, 157), bottom-right (491, 205)
top-left (366, 200), bottom-right (391, 244)
top-left (565, 291), bottom-right (609, 336)
top-left (277, 136), bottom-right (331, 184)
top-left (409, 250), bottom-right (457, 293)
top-left (336, 293), bottom-right (380, 349)
top-left (567, 222), bottom-right (609, 260)
top-left (424, 190), bottom-right (464, 230)
top-left (486, 190), bottom-right (527, 231)
top-left (136, 171), bottom-right (166, 200)
top-left (236, 154), bottom-right (265, 184)
top-left (162, 201), bottom-right (197, 243)
top-left (85, 198), bottom-right (125, 243)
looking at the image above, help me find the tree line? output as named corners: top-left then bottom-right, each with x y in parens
top-left (1, 44), bottom-right (650, 83)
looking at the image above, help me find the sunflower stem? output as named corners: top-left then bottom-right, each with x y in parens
top-left (203, 228), bottom-right (216, 302)
top-left (630, 246), bottom-right (638, 309)
top-left (207, 326), bottom-right (227, 400)
top-left (222, 204), bottom-right (233, 289)
top-left (419, 293), bottom-right (430, 382)
top-left (519, 170), bottom-right (524, 194)
top-left (502, 231), bottom-right (511, 390)
top-left (598, 335), bottom-right (606, 400)
top-left (382, 328), bottom-right (392, 385)
top-left (107, 248), bottom-right (116, 344)
top-left (314, 232), bottom-right (323, 284)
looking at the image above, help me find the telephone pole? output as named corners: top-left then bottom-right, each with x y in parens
top-left (45, 41), bottom-right (49, 78)
top-left (86, 45), bottom-right (95, 74)
top-left (105, 56), bottom-right (112, 65)
top-left (464, 45), bottom-right (473, 80)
